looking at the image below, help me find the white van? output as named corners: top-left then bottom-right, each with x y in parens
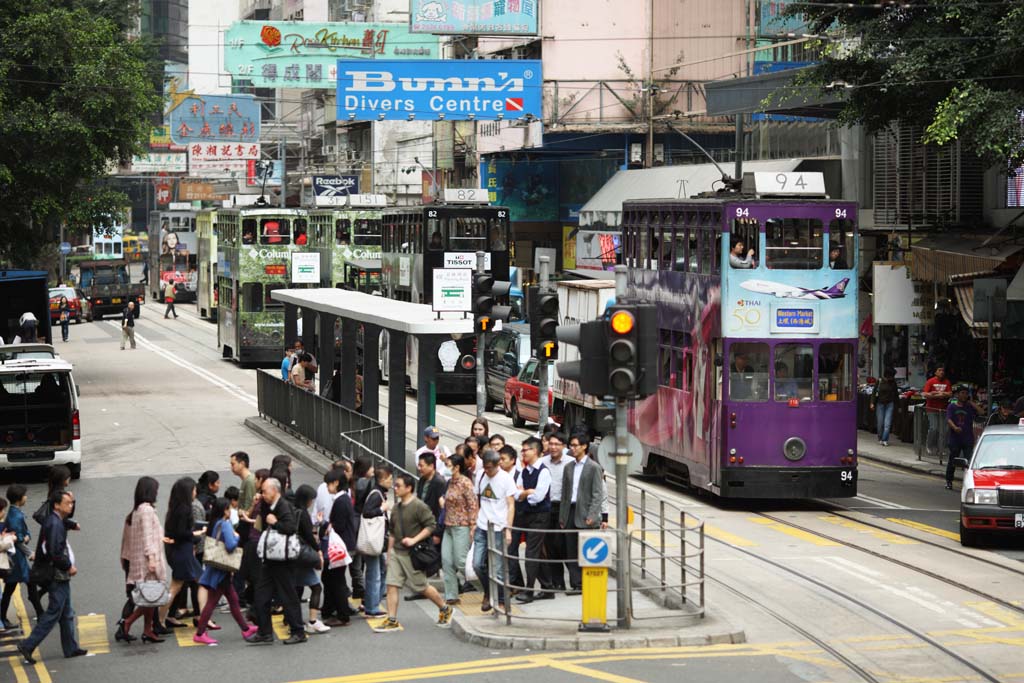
top-left (0, 352), bottom-right (81, 478)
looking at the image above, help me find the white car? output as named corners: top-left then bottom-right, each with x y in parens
top-left (0, 351), bottom-right (81, 478)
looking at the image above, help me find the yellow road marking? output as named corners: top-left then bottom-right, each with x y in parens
top-left (967, 601), bottom-right (1024, 629)
top-left (12, 588), bottom-right (51, 683)
top-left (544, 659), bottom-right (649, 683)
top-left (174, 622), bottom-right (201, 647)
top-left (274, 614), bottom-right (292, 640)
top-left (77, 614), bottom-right (110, 655)
top-left (748, 517), bottom-right (840, 546)
top-left (7, 658), bottom-right (29, 683)
top-left (703, 524), bottom-right (757, 547)
top-left (885, 518), bottom-right (961, 541)
top-left (818, 515), bottom-right (918, 544)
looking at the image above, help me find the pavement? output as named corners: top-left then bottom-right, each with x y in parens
top-left (247, 413), bottom-right (747, 651)
top-left (856, 430), bottom-right (960, 480)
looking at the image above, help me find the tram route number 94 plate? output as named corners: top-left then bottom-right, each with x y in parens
top-left (840, 470), bottom-right (855, 483)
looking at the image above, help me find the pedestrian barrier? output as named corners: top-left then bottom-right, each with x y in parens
top-left (256, 371), bottom-right (388, 467)
top-left (483, 481), bottom-right (705, 627)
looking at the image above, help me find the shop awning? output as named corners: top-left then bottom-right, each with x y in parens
top-left (910, 234), bottom-right (1024, 283)
top-left (578, 159), bottom-right (806, 228)
top-left (949, 272), bottom-right (999, 339)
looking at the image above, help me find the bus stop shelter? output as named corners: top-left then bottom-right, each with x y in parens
top-left (271, 288), bottom-right (473, 470)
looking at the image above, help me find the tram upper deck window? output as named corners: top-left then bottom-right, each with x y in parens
top-left (488, 220), bottom-right (507, 250)
top-left (829, 218), bottom-right (855, 270)
top-left (293, 219), bottom-right (308, 246)
top-left (449, 217), bottom-right (488, 251)
top-left (774, 344), bottom-right (813, 401)
top-left (729, 343), bottom-right (769, 402)
top-left (353, 219), bottom-right (381, 246)
top-left (242, 219), bottom-right (257, 245)
top-left (730, 219), bottom-right (759, 269)
top-left (818, 343), bottom-right (854, 401)
top-left (427, 216), bottom-right (442, 252)
top-left (672, 228), bottom-right (688, 272)
top-left (765, 218), bottom-right (822, 270)
top-left (260, 219), bottom-right (290, 245)
top-left (336, 219), bottom-right (351, 246)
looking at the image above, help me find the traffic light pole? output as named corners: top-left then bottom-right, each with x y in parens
top-left (476, 250), bottom-right (487, 418)
top-left (613, 265), bottom-right (631, 629)
top-left (537, 255), bottom-right (551, 431)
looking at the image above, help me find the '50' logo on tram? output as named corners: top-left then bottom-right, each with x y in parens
top-left (731, 299), bottom-right (762, 331)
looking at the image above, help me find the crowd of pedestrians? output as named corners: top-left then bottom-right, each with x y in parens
top-left (0, 415), bottom-right (610, 658)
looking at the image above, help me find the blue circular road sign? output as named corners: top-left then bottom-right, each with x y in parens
top-left (581, 537), bottom-right (610, 565)
top-left (59, 242), bottom-right (72, 255)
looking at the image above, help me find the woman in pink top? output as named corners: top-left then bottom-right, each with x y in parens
top-left (119, 477), bottom-right (168, 644)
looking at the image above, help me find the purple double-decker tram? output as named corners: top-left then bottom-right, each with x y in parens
top-left (622, 174), bottom-right (859, 498)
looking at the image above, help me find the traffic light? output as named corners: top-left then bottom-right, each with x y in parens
top-left (528, 285), bottom-right (559, 359)
top-left (473, 272), bottom-right (512, 334)
top-left (605, 303), bottom-right (658, 398)
top-left (555, 320), bottom-right (608, 397)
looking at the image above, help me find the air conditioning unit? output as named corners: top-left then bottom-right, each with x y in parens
top-left (630, 143), bottom-right (644, 164)
top-left (323, 145), bottom-right (336, 156)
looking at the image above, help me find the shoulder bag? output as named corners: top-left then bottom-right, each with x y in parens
top-left (396, 503), bottom-right (441, 576)
top-left (202, 523), bottom-right (243, 573)
top-left (356, 490), bottom-right (386, 557)
top-left (132, 579), bottom-right (170, 607)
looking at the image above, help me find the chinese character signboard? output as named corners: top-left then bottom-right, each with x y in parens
top-left (336, 59), bottom-right (542, 121)
top-left (168, 94), bottom-right (261, 146)
top-left (410, 0), bottom-right (539, 36)
top-left (188, 143), bottom-right (261, 179)
top-left (150, 125), bottom-right (173, 149)
top-left (131, 153), bottom-right (187, 173)
top-left (223, 21), bottom-right (439, 89)
top-left (178, 181), bottom-right (227, 202)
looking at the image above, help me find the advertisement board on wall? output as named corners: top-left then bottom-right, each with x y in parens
top-left (247, 160), bottom-right (283, 187)
top-left (336, 59), bottom-right (542, 121)
top-left (223, 21), bottom-right (439, 89)
top-left (873, 263), bottom-right (924, 325)
top-left (188, 143), bottom-right (260, 179)
top-left (759, 0), bottom-right (807, 36)
top-left (169, 94), bottom-right (261, 145)
top-left (480, 156), bottom-right (556, 221)
top-left (410, 0), bottom-right (539, 36)
top-left (131, 153), bottom-right (188, 173)
top-left (312, 175), bottom-right (360, 205)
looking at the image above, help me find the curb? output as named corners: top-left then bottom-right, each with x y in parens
top-left (857, 450), bottom-right (961, 482)
top-left (449, 613), bottom-right (746, 651)
top-left (244, 415), bottom-right (335, 475)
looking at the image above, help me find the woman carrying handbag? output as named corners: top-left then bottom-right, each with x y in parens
top-left (193, 498), bottom-right (257, 645)
top-left (119, 477), bottom-right (168, 643)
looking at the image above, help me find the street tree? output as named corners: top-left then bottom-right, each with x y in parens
top-left (793, 0), bottom-right (1024, 169)
top-left (0, 1), bottom-right (160, 266)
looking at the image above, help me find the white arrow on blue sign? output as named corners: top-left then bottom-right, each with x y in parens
top-left (578, 530), bottom-right (615, 568)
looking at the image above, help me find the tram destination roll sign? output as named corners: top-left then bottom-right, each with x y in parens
top-left (336, 59), bottom-right (542, 121)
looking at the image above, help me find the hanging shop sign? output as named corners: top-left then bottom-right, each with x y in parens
top-left (336, 59), bottom-right (542, 121)
top-left (223, 21), bottom-right (439, 89)
top-left (168, 94), bottom-right (261, 146)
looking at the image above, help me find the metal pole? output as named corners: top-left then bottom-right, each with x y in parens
top-left (734, 115), bottom-right (744, 180)
top-left (279, 140), bottom-right (287, 208)
top-left (538, 255), bottom-right (551, 430)
top-left (987, 295), bottom-right (994, 412)
top-left (476, 250), bottom-right (487, 417)
top-left (613, 264), bottom-right (631, 629)
top-left (645, 0), bottom-right (655, 169)
top-left (59, 222), bottom-right (66, 284)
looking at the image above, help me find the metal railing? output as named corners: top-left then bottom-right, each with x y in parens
top-left (481, 482), bottom-right (706, 627)
top-left (257, 371), bottom-right (386, 466)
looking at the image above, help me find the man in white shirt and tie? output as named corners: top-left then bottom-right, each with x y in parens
top-left (513, 436), bottom-right (554, 603)
top-left (539, 431), bottom-right (569, 591)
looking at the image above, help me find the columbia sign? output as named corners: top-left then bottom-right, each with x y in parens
top-left (336, 59), bottom-right (542, 122)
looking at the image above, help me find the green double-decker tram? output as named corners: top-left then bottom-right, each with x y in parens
top-left (215, 206), bottom-right (320, 365)
top-left (308, 194), bottom-right (386, 294)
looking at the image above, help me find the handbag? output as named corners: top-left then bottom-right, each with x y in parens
top-left (327, 528), bottom-right (353, 569)
top-left (356, 490), bottom-right (386, 557)
top-left (256, 528), bottom-right (301, 563)
top-left (202, 524), bottom-right (243, 573)
top-left (132, 579), bottom-right (170, 607)
top-left (294, 540), bottom-right (321, 569)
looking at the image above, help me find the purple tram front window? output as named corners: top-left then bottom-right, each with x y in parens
top-left (774, 344), bottom-right (813, 401)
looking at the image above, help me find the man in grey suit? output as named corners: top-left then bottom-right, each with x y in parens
top-left (558, 433), bottom-right (604, 593)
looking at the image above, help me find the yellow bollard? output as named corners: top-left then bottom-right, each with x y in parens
top-left (580, 566), bottom-right (609, 631)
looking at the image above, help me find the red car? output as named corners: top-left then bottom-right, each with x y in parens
top-left (959, 424), bottom-right (1024, 546)
top-left (503, 359), bottom-right (556, 428)
top-left (49, 286), bottom-right (86, 324)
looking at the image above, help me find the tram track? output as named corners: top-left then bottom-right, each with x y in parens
top-left (703, 531), bottom-right (1005, 683)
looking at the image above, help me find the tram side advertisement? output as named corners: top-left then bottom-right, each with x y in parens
top-left (237, 246), bottom-right (295, 351)
top-left (722, 208), bottom-right (857, 339)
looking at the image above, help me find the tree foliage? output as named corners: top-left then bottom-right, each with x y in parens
top-left (794, 0), bottom-right (1024, 169)
top-left (0, 0), bottom-right (159, 267)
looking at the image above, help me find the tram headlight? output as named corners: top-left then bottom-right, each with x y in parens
top-left (782, 437), bottom-right (807, 462)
